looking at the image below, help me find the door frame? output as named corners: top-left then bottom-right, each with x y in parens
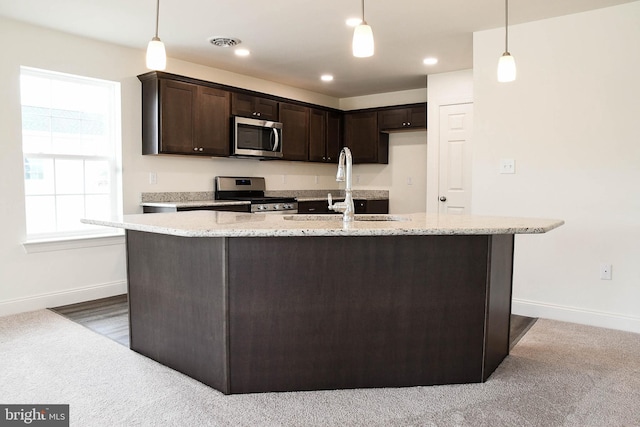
top-left (426, 96), bottom-right (474, 214)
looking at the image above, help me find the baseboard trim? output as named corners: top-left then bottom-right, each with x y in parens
top-left (512, 298), bottom-right (640, 334)
top-left (0, 281), bottom-right (127, 317)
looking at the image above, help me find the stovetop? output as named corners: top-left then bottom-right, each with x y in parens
top-left (214, 176), bottom-right (297, 212)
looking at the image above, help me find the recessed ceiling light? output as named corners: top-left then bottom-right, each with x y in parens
top-left (346, 18), bottom-right (362, 27)
top-left (235, 48), bottom-right (250, 57)
top-left (321, 74), bottom-right (334, 82)
top-left (423, 57), bottom-right (438, 66)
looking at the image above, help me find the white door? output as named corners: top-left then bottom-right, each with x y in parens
top-left (438, 103), bottom-right (473, 214)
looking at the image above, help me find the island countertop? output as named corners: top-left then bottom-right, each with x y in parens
top-left (83, 211), bottom-right (564, 238)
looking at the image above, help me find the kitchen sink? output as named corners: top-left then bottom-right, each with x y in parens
top-left (283, 214), bottom-right (410, 222)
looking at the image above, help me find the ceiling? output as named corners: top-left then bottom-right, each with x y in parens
top-left (0, 0), bottom-right (635, 98)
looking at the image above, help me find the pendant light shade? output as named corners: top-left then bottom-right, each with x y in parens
top-left (146, 37), bottom-right (166, 70)
top-left (497, 0), bottom-right (516, 82)
top-left (146, 0), bottom-right (166, 70)
top-left (352, 0), bottom-right (374, 58)
top-left (353, 24), bottom-right (374, 57)
top-left (498, 52), bottom-right (516, 82)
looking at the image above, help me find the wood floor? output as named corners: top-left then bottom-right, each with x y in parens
top-left (50, 294), bottom-right (536, 350)
top-left (50, 294), bottom-right (129, 346)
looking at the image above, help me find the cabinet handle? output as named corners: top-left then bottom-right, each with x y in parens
top-left (193, 147), bottom-right (198, 151)
top-left (407, 122), bottom-right (411, 126)
top-left (199, 147), bottom-right (204, 152)
top-left (439, 196), bottom-right (447, 202)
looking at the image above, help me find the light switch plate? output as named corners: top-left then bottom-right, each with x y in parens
top-left (500, 159), bottom-right (516, 174)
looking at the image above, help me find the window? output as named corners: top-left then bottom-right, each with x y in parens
top-left (20, 67), bottom-right (122, 240)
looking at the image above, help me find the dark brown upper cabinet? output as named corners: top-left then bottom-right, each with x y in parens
top-left (377, 103), bottom-right (427, 131)
top-left (140, 75), bottom-right (230, 156)
top-left (279, 103), bottom-right (309, 161)
top-left (139, 72), bottom-right (424, 164)
top-left (309, 109), bottom-right (342, 163)
top-left (343, 111), bottom-right (388, 164)
top-left (231, 93), bottom-right (279, 121)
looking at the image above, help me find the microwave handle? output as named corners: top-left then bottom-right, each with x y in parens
top-left (271, 128), bottom-right (280, 152)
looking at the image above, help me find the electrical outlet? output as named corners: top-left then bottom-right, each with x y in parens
top-left (407, 177), bottom-right (413, 185)
top-left (355, 175), bottom-right (361, 184)
top-left (149, 172), bottom-right (157, 185)
top-left (600, 264), bottom-right (612, 280)
top-left (314, 175), bottom-right (319, 184)
top-left (500, 159), bottom-right (516, 174)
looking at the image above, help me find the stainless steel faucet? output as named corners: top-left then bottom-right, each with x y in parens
top-left (328, 147), bottom-right (355, 222)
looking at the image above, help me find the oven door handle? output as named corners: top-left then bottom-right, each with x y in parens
top-left (271, 128), bottom-right (280, 152)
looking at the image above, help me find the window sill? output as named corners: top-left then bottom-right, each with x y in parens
top-left (23, 232), bottom-right (125, 254)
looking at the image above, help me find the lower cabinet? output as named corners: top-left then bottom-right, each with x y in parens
top-left (354, 199), bottom-right (389, 214)
top-left (297, 199), bottom-right (389, 214)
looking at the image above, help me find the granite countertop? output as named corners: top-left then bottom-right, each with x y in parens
top-left (83, 211), bottom-right (564, 238)
top-left (139, 190), bottom-right (389, 207)
top-left (142, 200), bottom-right (250, 208)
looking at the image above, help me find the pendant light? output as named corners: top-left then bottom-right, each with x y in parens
top-left (497, 0), bottom-right (516, 82)
top-left (146, 0), bottom-right (167, 70)
top-left (352, 0), bottom-right (374, 58)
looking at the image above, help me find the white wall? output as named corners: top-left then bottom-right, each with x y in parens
top-left (473, 2), bottom-right (640, 332)
top-left (0, 17), bottom-right (427, 316)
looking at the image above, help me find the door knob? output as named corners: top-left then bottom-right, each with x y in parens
top-left (439, 196), bottom-right (447, 202)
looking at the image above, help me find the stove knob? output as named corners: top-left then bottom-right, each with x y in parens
top-left (257, 205), bottom-right (265, 211)
top-left (273, 204), bottom-right (282, 210)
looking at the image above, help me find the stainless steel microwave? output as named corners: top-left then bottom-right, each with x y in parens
top-left (232, 116), bottom-right (283, 159)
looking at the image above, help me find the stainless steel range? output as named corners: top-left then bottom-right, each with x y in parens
top-left (214, 176), bottom-right (297, 213)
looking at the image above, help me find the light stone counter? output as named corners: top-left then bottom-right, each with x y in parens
top-left (83, 211), bottom-right (564, 238)
top-left (141, 200), bottom-right (250, 209)
top-left (139, 190), bottom-right (389, 208)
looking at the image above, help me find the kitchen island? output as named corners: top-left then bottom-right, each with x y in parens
top-left (84, 211), bottom-right (563, 394)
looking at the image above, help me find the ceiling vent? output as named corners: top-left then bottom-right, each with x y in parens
top-left (208, 37), bottom-right (241, 48)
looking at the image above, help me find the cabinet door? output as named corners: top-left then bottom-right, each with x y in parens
top-left (279, 103), bottom-right (309, 161)
top-left (254, 97), bottom-right (279, 121)
top-left (354, 199), bottom-right (389, 214)
top-left (326, 111), bottom-right (342, 163)
top-left (344, 111), bottom-right (381, 163)
top-left (308, 109), bottom-right (326, 162)
top-left (159, 79), bottom-right (196, 154)
top-left (196, 86), bottom-right (230, 156)
top-left (408, 105), bottom-right (427, 128)
top-left (231, 93), bottom-right (278, 121)
top-left (297, 200), bottom-right (331, 214)
top-left (378, 108), bottom-right (408, 130)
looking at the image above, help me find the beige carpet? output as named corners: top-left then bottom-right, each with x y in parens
top-left (1, 310), bottom-right (639, 426)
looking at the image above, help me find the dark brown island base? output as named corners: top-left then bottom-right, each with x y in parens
top-left (84, 211), bottom-right (563, 395)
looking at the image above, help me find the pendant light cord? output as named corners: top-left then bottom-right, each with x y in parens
top-left (504, 0), bottom-right (509, 52)
top-left (154, 0), bottom-right (160, 38)
top-left (361, 0), bottom-right (366, 24)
